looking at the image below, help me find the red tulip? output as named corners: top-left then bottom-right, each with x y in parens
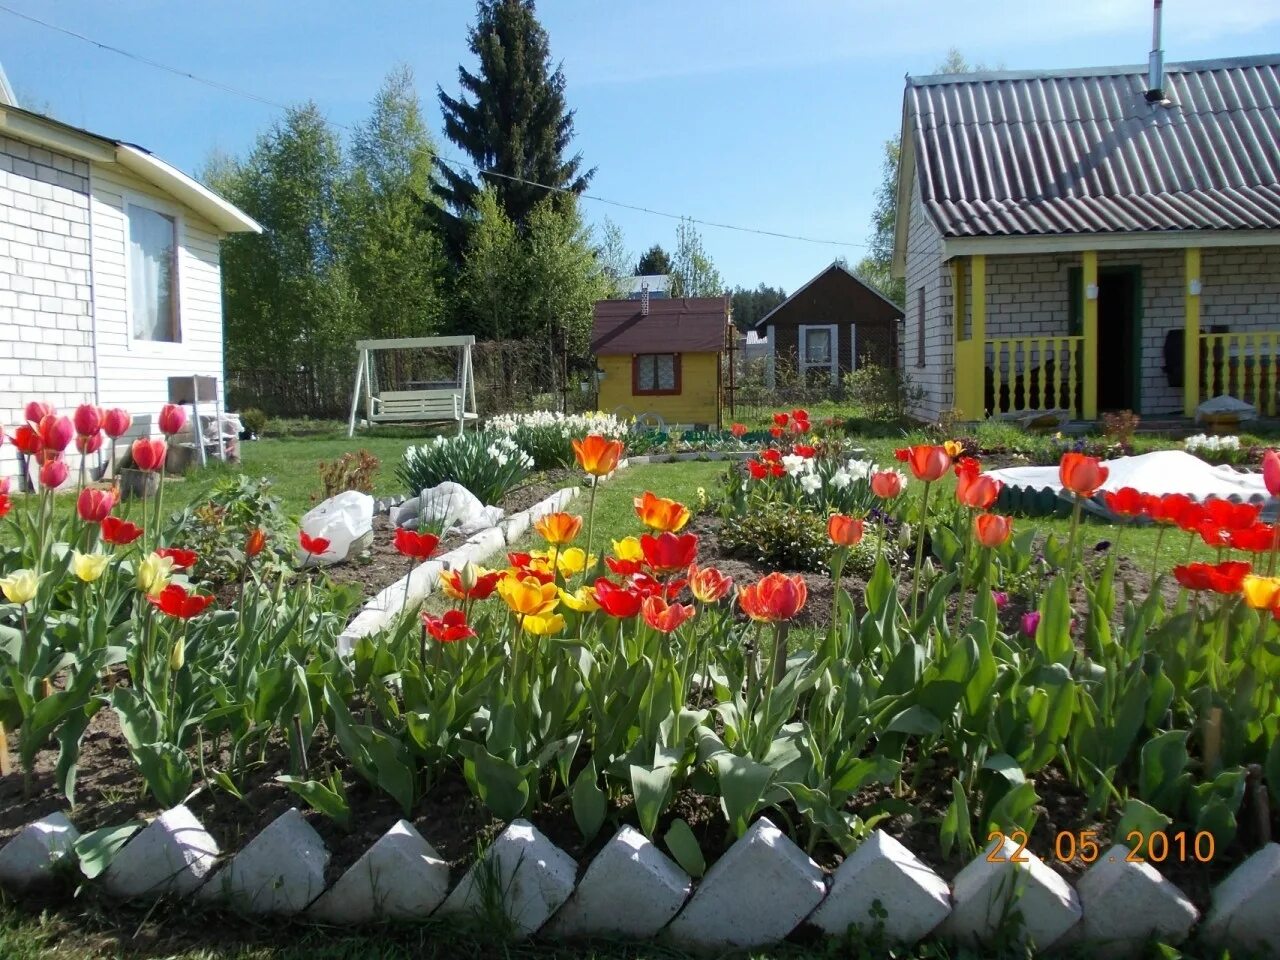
top-left (793, 444), bottom-right (817, 458)
top-left (73, 404), bottom-right (102, 437)
top-left (902, 445), bottom-right (951, 483)
top-left (747, 460), bottom-right (769, 480)
top-left (0, 494), bottom-right (10, 519)
top-left (102, 408), bottom-right (133, 439)
top-left (394, 527), bottom-right (440, 560)
top-left (24, 401), bottom-right (53, 424)
top-left (299, 531), bottom-right (331, 557)
top-left (1264, 449), bottom-right (1280, 497)
top-left (0, 478), bottom-right (9, 495)
top-left (632, 572), bottom-right (687, 601)
top-left (246, 528), bottom-right (267, 557)
top-left (156, 546), bottom-right (199, 570)
top-left (730, 423), bottom-right (747, 438)
top-left (147, 583), bottom-right (216, 619)
top-left (1103, 486), bottom-right (1146, 518)
top-left (76, 431), bottom-right (103, 455)
top-left (790, 408), bottom-right (810, 423)
top-left (955, 458), bottom-right (1002, 509)
top-left (761, 449), bottom-right (782, 463)
top-left (772, 413), bottom-right (789, 427)
top-left (871, 470), bottom-right (905, 499)
top-left (1059, 452), bottom-right (1109, 498)
top-left (827, 514), bottom-right (864, 547)
top-left (1145, 493), bottom-right (1201, 529)
top-left (1229, 523), bottom-right (1279, 553)
top-left (1203, 498), bottom-right (1261, 531)
top-left (641, 595), bottom-right (696, 633)
top-left (39, 457), bottom-right (68, 488)
top-left (769, 425), bottom-right (783, 439)
top-left (158, 403), bottom-right (187, 436)
top-left (101, 516), bottom-right (144, 545)
top-left (639, 532), bottom-right (699, 574)
top-left (738, 572), bottom-right (807, 622)
top-left (974, 512), bottom-right (1013, 548)
top-left (688, 564), bottom-right (733, 603)
top-left (38, 415), bottom-right (74, 453)
top-left (1174, 560), bottom-right (1251, 594)
top-left (593, 578), bottom-right (644, 618)
top-left (1198, 520), bottom-right (1232, 549)
top-left (790, 418), bottom-right (811, 435)
top-left (422, 609), bottom-right (476, 643)
top-left (76, 487), bottom-right (116, 523)
top-left (131, 438), bottom-right (168, 472)
top-left (12, 424), bottom-right (41, 456)
top-left (508, 551), bottom-right (532, 568)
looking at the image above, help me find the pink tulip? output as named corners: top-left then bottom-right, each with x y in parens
top-left (1020, 611), bottom-right (1041, 637)
top-left (158, 404), bottom-right (187, 437)
top-left (1264, 449), bottom-right (1280, 498)
top-left (73, 403), bottom-right (102, 437)
top-left (39, 457), bottom-right (69, 489)
top-left (992, 590), bottom-right (1009, 609)
top-left (76, 432), bottom-right (103, 455)
top-left (131, 437), bottom-right (167, 472)
top-left (24, 401), bottom-right (53, 423)
top-left (76, 487), bottom-right (115, 523)
top-left (102, 408), bottom-right (133, 439)
top-left (37, 415), bottom-right (74, 453)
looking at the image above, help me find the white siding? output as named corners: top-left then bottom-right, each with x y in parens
top-left (901, 176), bottom-right (950, 421)
top-left (89, 163), bottom-right (225, 437)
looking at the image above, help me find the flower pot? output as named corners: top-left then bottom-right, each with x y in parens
top-left (118, 468), bottom-right (159, 501)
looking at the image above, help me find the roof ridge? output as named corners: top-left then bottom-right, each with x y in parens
top-left (907, 52), bottom-right (1280, 87)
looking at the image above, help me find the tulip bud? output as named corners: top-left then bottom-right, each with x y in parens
top-left (39, 457), bottom-right (69, 489)
top-left (102, 408), bottom-right (133, 439)
top-left (169, 638), bottom-right (185, 671)
top-left (158, 403), bottom-right (187, 437)
top-left (73, 403), bottom-right (102, 437)
top-left (459, 561), bottom-right (480, 592)
top-left (24, 401), bottom-right (53, 423)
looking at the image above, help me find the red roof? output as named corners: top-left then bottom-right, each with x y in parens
top-left (591, 297), bottom-right (730, 356)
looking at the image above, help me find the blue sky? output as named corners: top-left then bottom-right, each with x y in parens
top-left (3, 0), bottom-right (1279, 291)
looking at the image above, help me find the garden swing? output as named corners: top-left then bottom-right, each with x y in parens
top-left (346, 335), bottom-right (478, 437)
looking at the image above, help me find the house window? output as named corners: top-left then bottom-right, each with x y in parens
top-left (633, 353), bottom-right (680, 395)
top-left (915, 286), bottom-right (926, 367)
top-left (128, 202), bottom-right (180, 342)
top-left (799, 324), bottom-right (839, 385)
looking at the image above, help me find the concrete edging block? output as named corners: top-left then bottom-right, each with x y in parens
top-left (197, 808), bottom-right (327, 915)
top-left (1202, 842), bottom-right (1280, 951)
top-left (1069, 844), bottom-right (1197, 953)
top-left (664, 816), bottom-right (826, 951)
top-left (0, 811), bottom-right (79, 890)
top-left (308, 820), bottom-right (449, 924)
top-left (102, 805), bottom-right (219, 900)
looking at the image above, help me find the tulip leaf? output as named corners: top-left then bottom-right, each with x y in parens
top-left (986, 781), bottom-right (1039, 836)
top-left (74, 823), bottom-right (142, 880)
top-left (463, 745), bottom-right (532, 822)
top-left (1115, 798), bottom-right (1170, 850)
top-left (630, 763), bottom-right (674, 838)
top-left (571, 761), bottom-right (606, 842)
top-left (939, 778), bottom-right (972, 860)
top-left (714, 753), bottom-right (774, 837)
top-left (277, 774), bottom-right (352, 830)
top-left (664, 817), bottom-right (706, 879)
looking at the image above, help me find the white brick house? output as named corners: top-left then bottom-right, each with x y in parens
top-left (893, 55), bottom-right (1280, 424)
top-left (0, 94), bottom-right (260, 480)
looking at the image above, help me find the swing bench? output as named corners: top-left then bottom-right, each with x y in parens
top-left (346, 335), bottom-right (479, 437)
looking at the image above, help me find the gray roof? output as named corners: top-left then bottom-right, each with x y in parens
top-left (905, 54), bottom-right (1280, 238)
top-left (0, 61), bottom-right (16, 108)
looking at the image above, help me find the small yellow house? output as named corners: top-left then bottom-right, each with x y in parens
top-left (591, 296), bottom-right (731, 429)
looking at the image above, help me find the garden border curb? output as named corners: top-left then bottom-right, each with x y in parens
top-left (2, 807), bottom-right (1277, 954)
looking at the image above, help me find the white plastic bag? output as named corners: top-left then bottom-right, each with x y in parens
top-left (299, 490), bottom-right (374, 566)
top-left (419, 481), bottom-right (504, 536)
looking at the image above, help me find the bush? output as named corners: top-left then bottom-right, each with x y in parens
top-left (1101, 409), bottom-right (1140, 445)
top-left (487, 410), bottom-right (628, 470)
top-left (720, 501), bottom-right (831, 573)
top-left (397, 432), bottom-right (533, 505)
top-left (167, 474), bottom-right (295, 584)
top-left (238, 407), bottom-right (268, 437)
top-left (844, 361), bottom-right (922, 422)
top-left (318, 450), bottom-right (380, 499)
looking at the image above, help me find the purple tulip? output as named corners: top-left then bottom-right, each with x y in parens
top-left (992, 591), bottom-right (1009, 610)
top-left (1021, 611), bottom-right (1041, 637)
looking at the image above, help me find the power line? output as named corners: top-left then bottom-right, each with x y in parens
top-left (0, 2), bottom-right (869, 249)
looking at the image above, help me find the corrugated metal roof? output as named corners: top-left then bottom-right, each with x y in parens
top-left (906, 54), bottom-right (1280, 237)
top-left (591, 297), bottom-right (729, 356)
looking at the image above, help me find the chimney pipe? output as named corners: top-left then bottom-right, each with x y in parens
top-left (1145, 0), bottom-right (1165, 102)
top-left (641, 281), bottom-right (650, 317)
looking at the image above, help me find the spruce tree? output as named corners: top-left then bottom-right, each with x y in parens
top-left (635, 244), bottom-right (673, 276)
top-left (434, 0), bottom-right (593, 257)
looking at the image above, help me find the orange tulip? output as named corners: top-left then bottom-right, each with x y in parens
top-left (955, 458), bottom-right (1002, 510)
top-left (1059, 452), bottom-right (1109, 498)
top-left (689, 564), bottom-right (733, 602)
top-left (827, 514), bottom-right (864, 547)
top-left (903, 445), bottom-right (951, 483)
top-left (634, 491), bottom-right (691, 532)
top-left (641, 595), bottom-right (696, 633)
top-left (737, 572), bottom-right (808, 622)
top-left (973, 512), bottom-right (1013, 548)
top-left (573, 434), bottom-right (624, 477)
top-left (534, 512), bottom-right (583, 545)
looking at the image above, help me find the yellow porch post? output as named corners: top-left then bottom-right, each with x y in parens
top-left (1184, 247), bottom-right (1201, 417)
top-left (954, 255), bottom-right (986, 419)
top-left (951, 259), bottom-right (969, 416)
top-left (1081, 250), bottom-right (1098, 420)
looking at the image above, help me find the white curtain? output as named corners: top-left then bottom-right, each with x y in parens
top-left (128, 204), bottom-right (177, 342)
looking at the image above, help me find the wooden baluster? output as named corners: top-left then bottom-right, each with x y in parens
top-left (1067, 339), bottom-right (1077, 415)
top-left (990, 342), bottom-right (1001, 415)
top-left (1043, 338), bottom-right (1054, 410)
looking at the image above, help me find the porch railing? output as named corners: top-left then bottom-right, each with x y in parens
top-left (984, 336), bottom-right (1084, 417)
top-left (1201, 332), bottom-right (1280, 416)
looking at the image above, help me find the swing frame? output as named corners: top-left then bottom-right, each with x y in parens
top-left (346, 335), bottom-right (478, 437)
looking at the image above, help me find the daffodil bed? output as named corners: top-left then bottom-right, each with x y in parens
top-left (2, 402), bottom-right (1280, 915)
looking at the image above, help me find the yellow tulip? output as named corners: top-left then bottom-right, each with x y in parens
top-left (521, 612), bottom-right (566, 636)
top-left (558, 586), bottom-right (600, 613)
top-left (1241, 574), bottom-right (1280, 610)
top-left (0, 569), bottom-right (42, 606)
top-left (71, 551), bottom-right (110, 583)
top-left (611, 537), bottom-right (643, 562)
top-left (169, 638), bottom-right (185, 671)
top-left (555, 547), bottom-right (596, 578)
top-left (137, 552), bottom-right (176, 597)
top-left (497, 574), bottom-right (558, 617)
top-left (943, 440), bottom-right (964, 458)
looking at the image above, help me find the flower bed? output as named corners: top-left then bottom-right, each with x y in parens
top-left (2, 404), bottom-right (1280, 953)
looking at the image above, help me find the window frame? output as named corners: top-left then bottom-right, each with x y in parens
top-left (798, 323), bottom-right (839, 385)
top-left (123, 193), bottom-right (184, 349)
top-left (632, 352), bottom-right (682, 396)
top-left (915, 286), bottom-right (926, 368)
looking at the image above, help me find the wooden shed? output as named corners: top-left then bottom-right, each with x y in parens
top-left (755, 263), bottom-right (903, 385)
top-left (591, 296), bottom-right (731, 429)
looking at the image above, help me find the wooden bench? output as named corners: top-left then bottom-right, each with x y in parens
top-left (368, 389), bottom-right (477, 434)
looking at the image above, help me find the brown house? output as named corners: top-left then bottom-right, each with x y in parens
top-left (755, 263), bottom-right (903, 385)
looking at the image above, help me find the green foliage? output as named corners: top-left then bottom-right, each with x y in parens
top-left (397, 433), bottom-right (533, 505)
top-left (720, 501), bottom-right (830, 572)
top-left (238, 407), bottom-right (268, 437)
top-left (729, 283), bottom-right (787, 332)
top-left (844, 361), bottom-right (922, 422)
top-left (318, 450), bottom-right (381, 499)
top-left (168, 474), bottom-right (294, 584)
top-left (668, 219), bottom-right (723, 298)
top-left (635, 243), bottom-right (673, 276)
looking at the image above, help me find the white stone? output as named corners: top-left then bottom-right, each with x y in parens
top-left (938, 835), bottom-right (1082, 949)
top-left (197, 808), bottom-right (327, 915)
top-left (1071, 844), bottom-right (1197, 952)
top-left (0, 811), bottom-right (79, 889)
top-left (103, 805), bottom-right (219, 899)
top-left (546, 826), bottom-right (691, 939)
top-left (438, 819), bottom-right (576, 938)
top-left (1202, 842), bottom-right (1280, 950)
top-left (308, 820), bottom-right (449, 924)
top-left (664, 817), bottom-right (826, 950)
top-left (499, 508), bottom-right (531, 544)
top-left (808, 830), bottom-right (951, 943)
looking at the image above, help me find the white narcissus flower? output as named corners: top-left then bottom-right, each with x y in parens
top-left (800, 473), bottom-right (822, 494)
top-left (781, 454), bottom-right (809, 476)
top-left (846, 459), bottom-right (872, 482)
top-left (829, 469), bottom-right (852, 490)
